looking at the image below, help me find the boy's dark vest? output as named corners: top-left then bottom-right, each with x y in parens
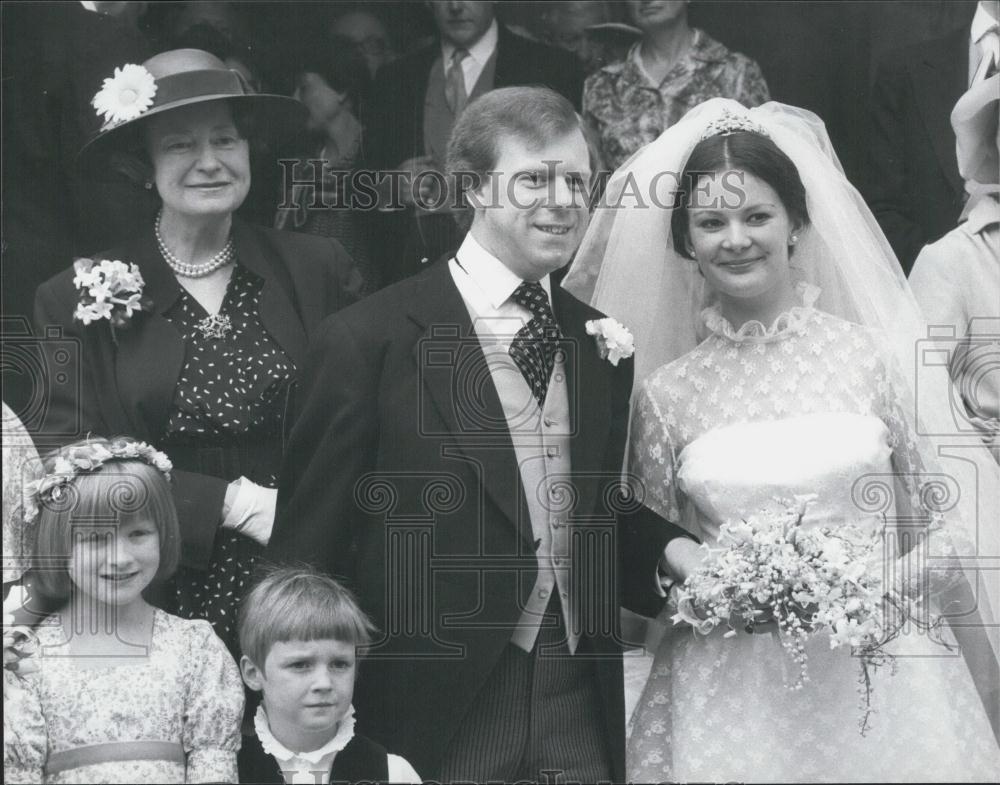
top-left (237, 730), bottom-right (390, 784)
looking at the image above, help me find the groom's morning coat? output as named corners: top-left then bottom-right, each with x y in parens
top-left (270, 260), bottom-right (678, 779)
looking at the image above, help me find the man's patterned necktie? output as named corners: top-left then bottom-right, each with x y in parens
top-left (508, 281), bottom-right (563, 406)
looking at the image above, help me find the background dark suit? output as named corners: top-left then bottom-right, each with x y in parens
top-left (365, 26), bottom-right (584, 284)
top-left (864, 26), bottom-right (969, 274)
top-left (270, 260), bottom-right (682, 779)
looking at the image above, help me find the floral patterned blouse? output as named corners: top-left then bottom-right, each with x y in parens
top-left (3, 610), bottom-right (243, 784)
top-left (583, 29), bottom-right (771, 171)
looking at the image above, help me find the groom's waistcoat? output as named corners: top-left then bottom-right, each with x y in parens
top-left (476, 339), bottom-right (577, 654)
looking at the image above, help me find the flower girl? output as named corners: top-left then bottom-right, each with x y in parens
top-left (3, 438), bottom-right (244, 784)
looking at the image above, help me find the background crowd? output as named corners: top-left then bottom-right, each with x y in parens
top-left (1, 1), bottom-right (986, 409)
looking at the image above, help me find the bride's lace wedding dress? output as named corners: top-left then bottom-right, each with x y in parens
top-left (626, 287), bottom-right (1000, 782)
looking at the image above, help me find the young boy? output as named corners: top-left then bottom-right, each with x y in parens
top-left (237, 567), bottom-right (421, 784)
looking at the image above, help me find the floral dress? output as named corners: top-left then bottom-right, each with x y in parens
top-left (583, 29), bottom-right (770, 171)
top-left (3, 610), bottom-right (243, 784)
top-left (626, 288), bottom-right (1000, 782)
top-left (161, 262), bottom-right (294, 655)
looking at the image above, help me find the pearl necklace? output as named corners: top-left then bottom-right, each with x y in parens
top-left (155, 213), bottom-right (235, 278)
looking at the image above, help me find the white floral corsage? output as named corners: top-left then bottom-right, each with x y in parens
top-left (23, 439), bottom-right (173, 525)
top-left (92, 63), bottom-right (157, 131)
top-left (585, 318), bottom-right (635, 366)
top-left (73, 258), bottom-right (153, 334)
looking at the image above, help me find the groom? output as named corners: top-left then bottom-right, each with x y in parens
top-left (270, 86), bottom-right (683, 782)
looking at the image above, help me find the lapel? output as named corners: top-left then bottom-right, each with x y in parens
top-left (231, 220), bottom-right (309, 369)
top-left (913, 28), bottom-right (968, 198)
top-left (113, 220), bottom-right (309, 439)
top-left (112, 228), bottom-right (185, 440)
top-left (553, 286), bottom-right (613, 516)
top-left (406, 262), bottom-right (529, 547)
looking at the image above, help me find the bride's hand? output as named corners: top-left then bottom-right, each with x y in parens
top-left (661, 537), bottom-right (706, 584)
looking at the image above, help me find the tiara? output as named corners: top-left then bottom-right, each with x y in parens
top-left (23, 439), bottom-right (173, 524)
top-left (700, 109), bottom-right (769, 140)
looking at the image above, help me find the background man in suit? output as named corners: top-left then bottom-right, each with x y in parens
top-left (270, 86), bottom-right (686, 781)
top-left (865, 1), bottom-right (997, 274)
top-left (365, 0), bottom-right (583, 285)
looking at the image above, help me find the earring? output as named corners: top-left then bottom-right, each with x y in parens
top-left (144, 181), bottom-right (153, 190)
top-left (789, 234), bottom-right (798, 244)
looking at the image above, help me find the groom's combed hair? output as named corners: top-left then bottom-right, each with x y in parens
top-left (446, 86), bottom-right (586, 230)
top-left (671, 130), bottom-right (811, 260)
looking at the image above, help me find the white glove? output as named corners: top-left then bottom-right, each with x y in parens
top-left (221, 477), bottom-right (277, 546)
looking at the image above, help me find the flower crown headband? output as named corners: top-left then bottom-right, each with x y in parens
top-left (23, 440), bottom-right (173, 525)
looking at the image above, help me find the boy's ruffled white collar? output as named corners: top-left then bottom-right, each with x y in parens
top-left (254, 704), bottom-right (356, 764)
top-left (701, 282), bottom-right (821, 343)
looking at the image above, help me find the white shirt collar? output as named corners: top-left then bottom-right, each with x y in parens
top-left (79, 1), bottom-right (98, 11)
top-left (254, 704), bottom-right (357, 766)
top-left (442, 18), bottom-right (499, 68)
top-left (972, 3), bottom-right (999, 44)
top-left (453, 232), bottom-right (552, 313)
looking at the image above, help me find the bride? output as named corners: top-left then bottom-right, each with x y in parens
top-left (564, 100), bottom-right (1000, 782)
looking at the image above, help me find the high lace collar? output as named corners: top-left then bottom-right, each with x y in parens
top-left (254, 703), bottom-right (356, 765)
top-left (701, 283), bottom-right (821, 343)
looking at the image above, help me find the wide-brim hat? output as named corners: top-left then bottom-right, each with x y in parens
top-left (951, 73), bottom-right (999, 189)
top-left (583, 22), bottom-right (643, 45)
top-left (79, 48), bottom-right (307, 163)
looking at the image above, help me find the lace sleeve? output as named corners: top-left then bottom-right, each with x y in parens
top-left (628, 379), bottom-right (682, 524)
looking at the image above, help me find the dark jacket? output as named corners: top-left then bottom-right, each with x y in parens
top-left (269, 260), bottom-right (687, 779)
top-left (865, 26), bottom-right (969, 274)
top-left (32, 219), bottom-right (360, 570)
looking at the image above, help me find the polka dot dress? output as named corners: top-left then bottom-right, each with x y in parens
top-left (160, 262), bottom-right (294, 655)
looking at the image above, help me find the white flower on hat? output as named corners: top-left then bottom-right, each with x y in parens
top-left (92, 64), bottom-right (157, 130)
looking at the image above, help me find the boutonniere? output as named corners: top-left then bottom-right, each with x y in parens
top-left (73, 258), bottom-right (153, 338)
top-left (585, 318), bottom-right (635, 366)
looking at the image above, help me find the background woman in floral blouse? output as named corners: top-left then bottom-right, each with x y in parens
top-left (583, 0), bottom-right (770, 171)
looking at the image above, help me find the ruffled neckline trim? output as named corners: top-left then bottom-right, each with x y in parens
top-left (701, 283), bottom-right (821, 343)
top-left (254, 703), bottom-right (356, 764)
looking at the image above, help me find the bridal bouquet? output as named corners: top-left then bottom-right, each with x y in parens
top-left (674, 495), bottom-right (943, 733)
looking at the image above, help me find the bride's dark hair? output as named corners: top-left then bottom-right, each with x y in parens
top-left (671, 130), bottom-right (810, 260)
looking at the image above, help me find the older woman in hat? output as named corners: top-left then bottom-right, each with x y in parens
top-left (30, 49), bottom-right (361, 653)
top-left (910, 73), bottom-right (1000, 463)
